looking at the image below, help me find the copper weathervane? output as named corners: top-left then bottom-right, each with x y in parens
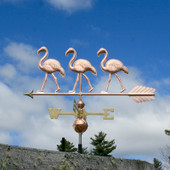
top-left (25, 46), bottom-right (156, 153)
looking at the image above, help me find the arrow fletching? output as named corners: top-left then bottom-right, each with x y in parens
top-left (129, 86), bottom-right (155, 103)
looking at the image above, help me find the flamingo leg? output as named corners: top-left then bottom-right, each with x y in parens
top-left (115, 73), bottom-right (126, 93)
top-left (69, 74), bottom-right (79, 93)
top-left (105, 73), bottom-right (112, 92)
top-left (51, 73), bottom-right (61, 92)
top-left (83, 74), bottom-right (94, 93)
top-left (38, 73), bottom-right (48, 92)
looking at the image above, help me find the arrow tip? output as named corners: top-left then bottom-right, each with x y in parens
top-left (24, 90), bottom-right (34, 99)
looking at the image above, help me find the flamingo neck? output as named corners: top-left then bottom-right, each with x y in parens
top-left (38, 50), bottom-right (48, 70)
top-left (69, 50), bottom-right (76, 71)
top-left (100, 51), bottom-right (108, 72)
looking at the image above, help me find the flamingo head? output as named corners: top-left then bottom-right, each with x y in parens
top-left (97, 48), bottom-right (107, 57)
top-left (65, 47), bottom-right (76, 56)
top-left (37, 46), bottom-right (48, 55)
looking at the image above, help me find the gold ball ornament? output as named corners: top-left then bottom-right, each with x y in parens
top-left (73, 119), bottom-right (88, 133)
top-left (77, 100), bottom-right (85, 109)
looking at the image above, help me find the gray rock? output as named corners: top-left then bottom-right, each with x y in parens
top-left (0, 143), bottom-right (155, 170)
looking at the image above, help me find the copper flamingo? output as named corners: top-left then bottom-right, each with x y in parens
top-left (97, 48), bottom-right (129, 93)
top-left (65, 48), bottom-right (97, 93)
top-left (37, 46), bottom-right (65, 93)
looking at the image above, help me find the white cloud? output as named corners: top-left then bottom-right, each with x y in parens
top-left (0, 64), bottom-right (17, 81)
top-left (90, 25), bottom-right (110, 38)
top-left (0, 131), bottom-right (12, 144)
top-left (0, 0), bottom-right (95, 13)
top-left (4, 42), bottom-right (39, 73)
top-left (163, 78), bottom-right (170, 85)
top-left (70, 39), bottom-right (88, 48)
top-left (47, 0), bottom-right (94, 13)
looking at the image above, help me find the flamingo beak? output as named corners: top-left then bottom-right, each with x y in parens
top-left (65, 49), bottom-right (69, 56)
top-left (97, 50), bottom-right (100, 56)
top-left (37, 50), bottom-right (40, 55)
top-left (97, 48), bottom-right (102, 56)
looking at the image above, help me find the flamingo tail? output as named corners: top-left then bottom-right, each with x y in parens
top-left (122, 66), bottom-right (129, 74)
top-left (59, 67), bottom-right (65, 77)
top-left (91, 66), bottom-right (97, 75)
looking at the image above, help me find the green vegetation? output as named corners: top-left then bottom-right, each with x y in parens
top-left (33, 163), bottom-right (37, 168)
top-left (37, 156), bottom-right (43, 164)
top-left (57, 138), bottom-right (77, 152)
top-left (6, 152), bottom-right (11, 158)
top-left (1, 159), bottom-right (7, 170)
top-left (59, 160), bottom-right (74, 170)
top-left (90, 131), bottom-right (116, 156)
top-left (13, 162), bottom-right (19, 167)
top-left (154, 129), bottom-right (170, 170)
top-left (51, 166), bottom-right (57, 170)
top-left (82, 147), bottom-right (89, 154)
top-left (0, 152), bottom-right (12, 170)
top-left (153, 158), bottom-right (163, 170)
top-left (164, 129), bottom-right (170, 168)
top-left (165, 129), bottom-right (170, 136)
top-left (57, 131), bottom-right (116, 156)
top-left (110, 158), bottom-right (117, 167)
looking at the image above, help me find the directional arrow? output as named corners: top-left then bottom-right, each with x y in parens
top-left (25, 86), bottom-right (155, 103)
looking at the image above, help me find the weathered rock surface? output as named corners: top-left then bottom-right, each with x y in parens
top-left (0, 143), bottom-right (155, 170)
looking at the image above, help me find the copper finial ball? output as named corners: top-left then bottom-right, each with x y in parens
top-left (77, 100), bottom-right (85, 108)
top-left (73, 119), bottom-right (88, 133)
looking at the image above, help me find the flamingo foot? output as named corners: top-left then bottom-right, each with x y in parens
top-left (55, 88), bottom-right (61, 93)
top-left (120, 88), bottom-right (126, 93)
top-left (101, 90), bottom-right (108, 94)
top-left (37, 90), bottom-right (44, 93)
top-left (69, 90), bottom-right (76, 93)
top-left (88, 88), bottom-right (94, 93)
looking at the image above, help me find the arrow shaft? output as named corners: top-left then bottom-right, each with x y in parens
top-left (32, 93), bottom-right (155, 96)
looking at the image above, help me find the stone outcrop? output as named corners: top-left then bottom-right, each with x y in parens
top-left (0, 143), bottom-right (155, 170)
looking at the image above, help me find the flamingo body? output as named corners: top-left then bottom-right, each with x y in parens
top-left (98, 48), bottom-right (128, 93)
top-left (66, 47), bottom-right (97, 93)
top-left (72, 59), bottom-right (97, 75)
top-left (104, 59), bottom-right (128, 74)
top-left (40, 59), bottom-right (65, 75)
top-left (37, 46), bottom-right (65, 92)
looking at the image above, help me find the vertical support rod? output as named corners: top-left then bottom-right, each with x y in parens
top-left (80, 95), bottom-right (82, 101)
top-left (80, 73), bottom-right (82, 93)
top-left (80, 73), bottom-right (82, 101)
top-left (78, 133), bottom-right (82, 154)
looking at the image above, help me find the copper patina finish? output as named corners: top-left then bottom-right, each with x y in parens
top-left (66, 48), bottom-right (97, 93)
top-left (97, 48), bottom-right (128, 93)
top-left (24, 47), bottom-right (156, 103)
top-left (77, 100), bottom-right (85, 109)
top-left (25, 87), bottom-right (155, 103)
top-left (37, 46), bottom-right (65, 93)
top-left (73, 119), bottom-right (88, 133)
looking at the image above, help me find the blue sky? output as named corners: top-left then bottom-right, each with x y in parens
top-left (0, 0), bottom-right (170, 165)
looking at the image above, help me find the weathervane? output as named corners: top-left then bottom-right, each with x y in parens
top-left (25, 46), bottom-right (156, 153)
